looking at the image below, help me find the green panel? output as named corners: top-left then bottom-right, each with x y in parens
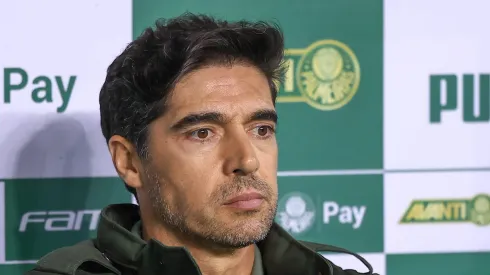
top-left (4, 177), bottom-right (130, 261)
top-left (132, 0), bottom-right (384, 171)
top-left (386, 252), bottom-right (490, 275)
top-left (0, 263), bottom-right (34, 275)
top-left (275, 175), bottom-right (384, 253)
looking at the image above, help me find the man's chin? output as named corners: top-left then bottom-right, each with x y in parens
top-left (228, 218), bottom-right (272, 240)
top-left (198, 217), bottom-right (273, 248)
top-left (225, 210), bottom-right (273, 228)
top-left (225, 206), bottom-right (276, 238)
top-left (210, 229), bottom-right (269, 249)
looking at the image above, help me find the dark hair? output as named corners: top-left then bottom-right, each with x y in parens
top-left (99, 13), bottom-right (286, 197)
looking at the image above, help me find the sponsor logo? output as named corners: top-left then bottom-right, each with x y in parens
top-left (277, 40), bottom-right (361, 111)
top-left (277, 192), bottom-right (316, 234)
top-left (430, 74), bottom-right (489, 123)
top-left (276, 192), bottom-right (367, 235)
top-left (19, 209), bottom-right (101, 232)
top-left (323, 201), bottom-right (366, 230)
top-left (3, 67), bottom-right (76, 113)
top-left (400, 194), bottom-right (490, 226)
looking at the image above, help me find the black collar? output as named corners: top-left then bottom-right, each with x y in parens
top-left (95, 203), bottom-right (371, 275)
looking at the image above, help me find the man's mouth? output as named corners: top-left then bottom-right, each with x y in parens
top-left (223, 190), bottom-right (265, 210)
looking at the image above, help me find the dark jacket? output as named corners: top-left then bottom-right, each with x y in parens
top-left (25, 203), bottom-right (377, 275)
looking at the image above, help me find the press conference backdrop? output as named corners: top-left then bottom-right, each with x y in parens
top-left (1, 0), bottom-right (489, 274)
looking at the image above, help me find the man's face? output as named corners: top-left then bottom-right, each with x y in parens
top-left (141, 64), bottom-right (278, 248)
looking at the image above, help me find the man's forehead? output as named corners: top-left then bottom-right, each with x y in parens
top-left (174, 65), bottom-right (270, 96)
top-left (166, 66), bottom-right (274, 117)
top-left (179, 64), bottom-right (268, 83)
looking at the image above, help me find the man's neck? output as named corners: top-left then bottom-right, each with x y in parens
top-left (141, 220), bottom-right (256, 275)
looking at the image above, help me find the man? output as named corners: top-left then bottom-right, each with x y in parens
top-left (26, 13), bottom-right (377, 275)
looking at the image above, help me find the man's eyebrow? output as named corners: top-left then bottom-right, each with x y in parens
top-left (169, 108), bottom-right (278, 132)
top-left (170, 112), bottom-right (227, 131)
top-left (248, 109), bottom-right (278, 124)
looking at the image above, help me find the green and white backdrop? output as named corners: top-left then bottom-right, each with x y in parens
top-left (1, 0), bottom-right (489, 274)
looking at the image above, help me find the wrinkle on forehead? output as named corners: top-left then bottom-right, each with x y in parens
top-left (167, 65), bottom-right (273, 114)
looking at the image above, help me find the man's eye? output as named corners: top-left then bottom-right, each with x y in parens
top-left (254, 125), bottom-right (275, 137)
top-left (191, 129), bottom-right (211, 139)
top-left (257, 126), bottom-right (269, 136)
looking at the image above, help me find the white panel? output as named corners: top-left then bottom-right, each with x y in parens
top-left (0, 0), bottom-right (132, 178)
top-left (0, 182), bottom-right (4, 263)
top-left (384, 171), bottom-right (490, 254)
top-left (384, 0), bottom-right (490, 169)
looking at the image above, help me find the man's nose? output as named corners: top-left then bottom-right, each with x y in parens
top-left (222, 131), bottom-right (259, 176)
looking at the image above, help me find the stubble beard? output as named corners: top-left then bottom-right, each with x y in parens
top-left (145, 168), bottom-right (277, 249)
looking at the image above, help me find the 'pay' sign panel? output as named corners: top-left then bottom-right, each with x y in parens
top-left (3, 67), bottom-right (76, 113)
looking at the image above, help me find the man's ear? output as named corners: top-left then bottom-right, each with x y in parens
top-left (108, 135), bottom-right (143, 190)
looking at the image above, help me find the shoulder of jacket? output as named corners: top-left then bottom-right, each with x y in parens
top-left (298, 240), bottom-right (378, 275)
top-left (24, 239), bottom-right (120, 275)
top-left (330, 262), bottom-right (380, 275)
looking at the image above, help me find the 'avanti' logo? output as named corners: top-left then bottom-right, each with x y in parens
top-left (400, 194), bottom-right (490, 226)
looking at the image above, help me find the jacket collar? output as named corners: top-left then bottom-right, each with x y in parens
top-left (95, 203), bottom-right (335, 275)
